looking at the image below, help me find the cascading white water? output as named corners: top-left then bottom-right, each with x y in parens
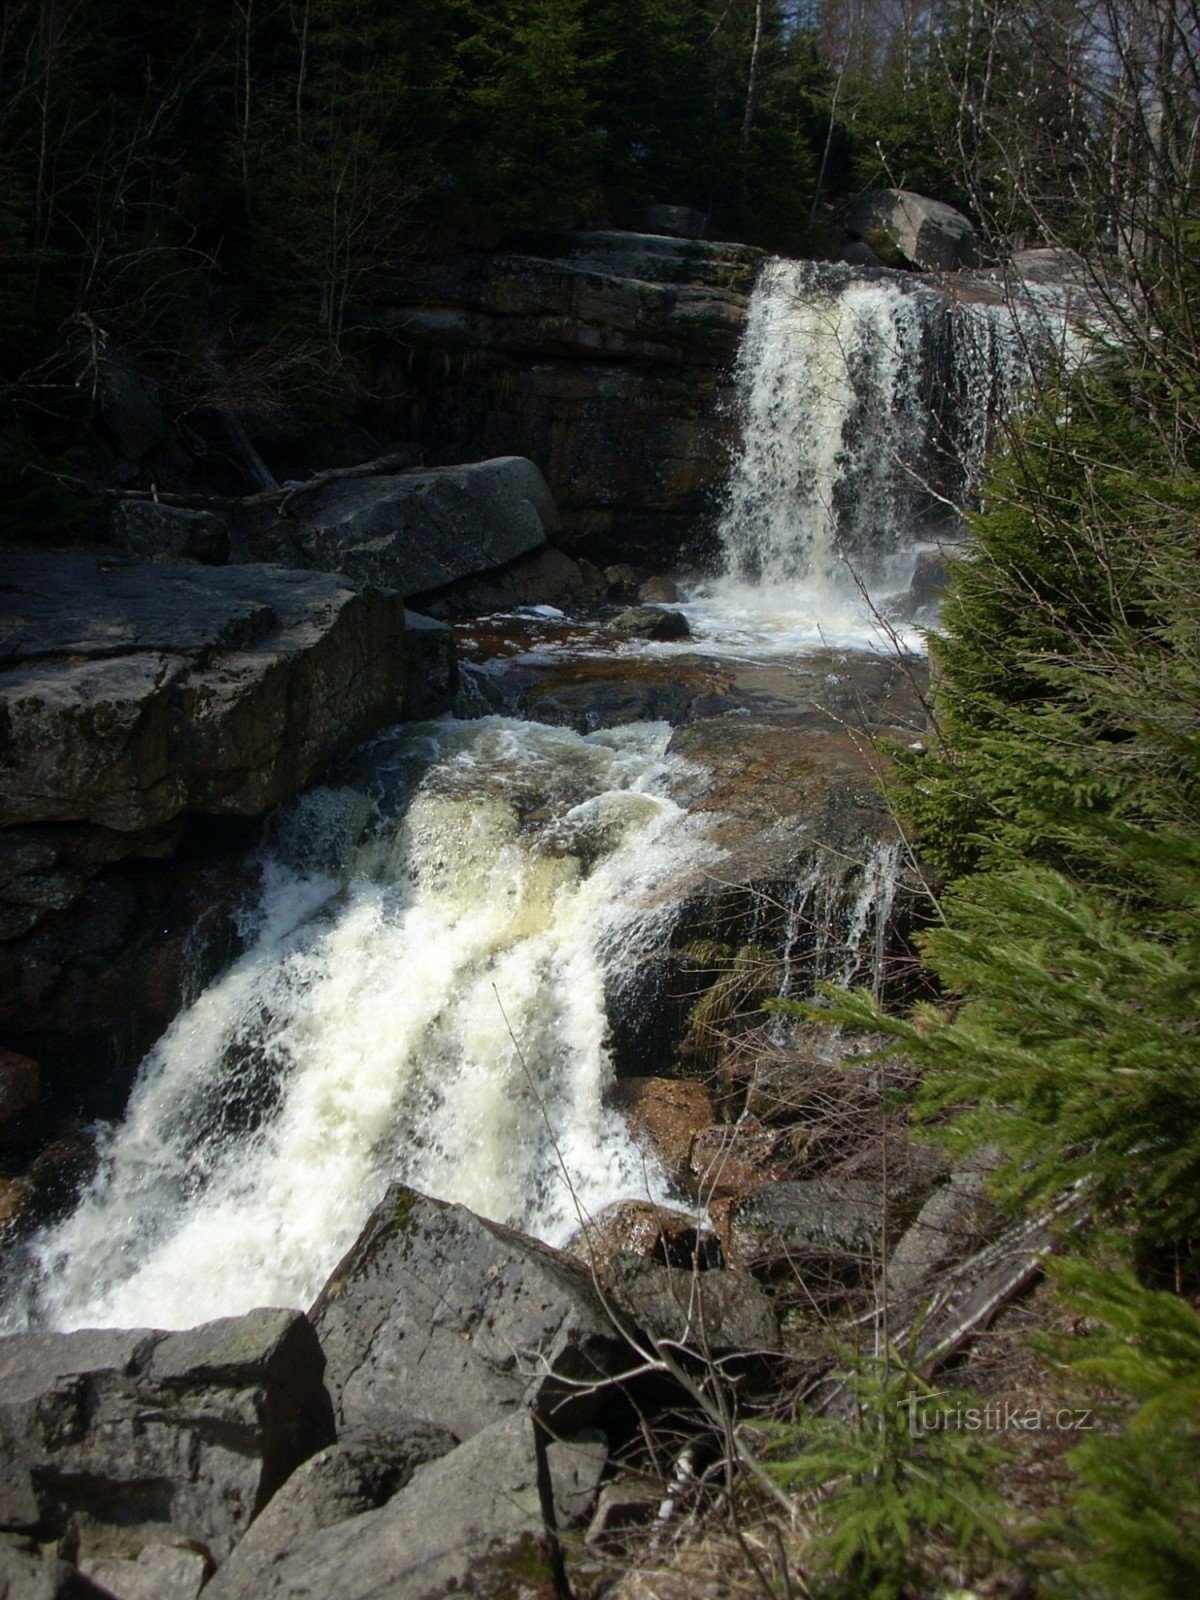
top-left (694, 259), bottom-right (1077, 646)
top-left (718, 262), bottom-right (936, 591)
top-left (10, 717), bottom-right (717, 1333)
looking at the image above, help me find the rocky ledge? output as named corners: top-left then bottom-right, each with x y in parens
top-left (0, 552), bottom-right (453, 1163)
top-left (380, 231), bottom-right (765, 561)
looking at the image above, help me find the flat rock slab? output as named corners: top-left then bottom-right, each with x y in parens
top-left (0, 552), bottom-right (408, 832)
top-left (311, 1185), bottom-right (636, 1441)
top-left (0, 1308), bottom-right (333, 1564)
top-left (287, 457), bottom-right (559, 599)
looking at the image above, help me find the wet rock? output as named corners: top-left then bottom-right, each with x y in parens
top-left (840, 239), bottom-right (882, 268)
top-left (0, 1180), bottom-right (31, 1231)
top-left (607, 606), bottom-right (690, 642)
top-left (687, 1119), bottom-right (790, 1202)
top-left (0, 822), bottom-right (182, 944)
top-left (81, 1542), bottom-right (211, 1600)
top-left (847, 189), bottom-right (978, 273)
top-left (400, 612), bottom-right (457, 720)
top-left (422, 544), bottom-right (605, 619)
top-left (605, 1257), bottom-right (779, 1355)
top-left (108, 503), bottom-right (230, 565)
top-left (204, 1423), bottom-right (457, 1600)
top-left (0, 552), bottom-right (408, 834)
top-left (907, 544), bottom-right (952, 611)
top-left (518, 655), bottom-right (734, 731)
top-left (605, 1077), bottom-right (713, 1189)
top-left (0, 847), bottom-right (249, 1133)
top-left (237, 1412), bottom-right (602, 1600)
top-left (0, 1052), bottom-right (38, 1142)
top-left (311, 1184), bottom-right (636, 1440)
top-left (25, 1129), bottom-right (99, 1223)
top-left (0, 1543), bottom-right (113, 1598)
top-left (602, 563), bottom-right (639, 599)
top-left (280, 457), bottom-right (559, 600)
top-left (565, 1201), bottom-right (718, 1278)
top-left (0, 1308), bottom-right (334, 1563)
top-left (637, 575), bottom-right (679, 604)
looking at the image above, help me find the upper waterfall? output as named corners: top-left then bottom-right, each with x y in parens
top-left (715, 259), bottom-right (1071, 602)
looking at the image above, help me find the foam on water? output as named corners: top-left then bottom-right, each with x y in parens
top-left (11, 718), bottom-right (717, 1332)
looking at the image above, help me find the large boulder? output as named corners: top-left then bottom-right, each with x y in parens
top-left (282, 457), bottom-right (559, 600)
top-left (0, 1309), bottom-right (334, 1565)
top-left (0, 552), bottom-right (409, 835)
top-left (230, 1412), bottom-right (606, 1600)
top-left (311, 1185), bottom-right (638, 1442)
top-left (847, 189), bottom-right (978, 272)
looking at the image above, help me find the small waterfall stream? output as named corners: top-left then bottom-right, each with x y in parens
top-left (4, 256), bottom-right (1070, 1335)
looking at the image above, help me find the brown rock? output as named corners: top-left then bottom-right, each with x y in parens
top-left (607, 1076), bottom-right (713, 1187)
top-left (565, 1200), bottom-right (718, 1278)
top-left (687, 1119), bottom-right (790, 1201)
top-left (637, 576), bottom-right (679, 604)
top-left (0, 1051), bottom-right (38, 1135)
top-left (602, 564), bottom-right (639, 599)
top-left (0, 1178), bottom-right (31, 1230)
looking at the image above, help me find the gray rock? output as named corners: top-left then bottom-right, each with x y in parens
top-left (108, 503), bottom-right (230, 565)
top-left (0, 1308), bottom-right (334, 1564)
top-left (604, 1257), bottom-right (779, 1355)
top-left (607, 606), bottom-right (690, 641)
top-left (637, 575), bottom-right (679, 603)
top-left (80, 1543), bottom-right (211, 1600)
top-left (726, 1178), bottom-right (884, 1276)
top-left (840, 239), bottom-right (882, 268)
top-left (0, 1543), bottom-right (113, 1599)
top-left (286, 457), bottom-right (559, 599)
top-left (0, 553), bottom-right (408, 833)
top-left (1009, 246), bottom-right (1090, 287)
top-left (237, 1412), bottom-right (603, 1600)
top-left (96, 364), bottom-right (165, 462)
top-left (847, 189), bottom-right (978, 272)
top-left (908, 544), bottom-right (953, 611)
top-left (886, 1149), bottom-right (1004, 1299)
top-left (311, 1184), bottom-right (636, 1441)
top-left (400, 612), bottom-right (457, 719)
top-left (204, 1423), bottom-right (457, 1600)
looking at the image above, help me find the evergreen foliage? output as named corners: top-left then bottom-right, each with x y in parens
top-left (763, 1353), bottom-right (1009, 1599)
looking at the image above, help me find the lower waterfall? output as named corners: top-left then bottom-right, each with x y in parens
top-left (9, 719), bottom-right (715, 1331)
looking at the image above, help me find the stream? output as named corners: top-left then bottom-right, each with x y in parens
top-left (3, 259), bottom-right (1074, 1333)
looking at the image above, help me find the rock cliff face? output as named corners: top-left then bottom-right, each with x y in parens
top-left (378, 232), bottom-right (764, 562)
top-left (0, 553), bottom-right (417, 1149)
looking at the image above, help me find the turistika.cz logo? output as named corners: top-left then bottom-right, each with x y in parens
top-left (906, 1396), bottom-right (1097, 1436)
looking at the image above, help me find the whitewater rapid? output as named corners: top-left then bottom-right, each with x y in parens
top-left (10, 718), bottom-right (717, 1332)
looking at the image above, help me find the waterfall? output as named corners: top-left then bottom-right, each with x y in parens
top-left (715, 259), bottom-right (1073, 603)
top-left (10, 718), bottom-right (717, 1333)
